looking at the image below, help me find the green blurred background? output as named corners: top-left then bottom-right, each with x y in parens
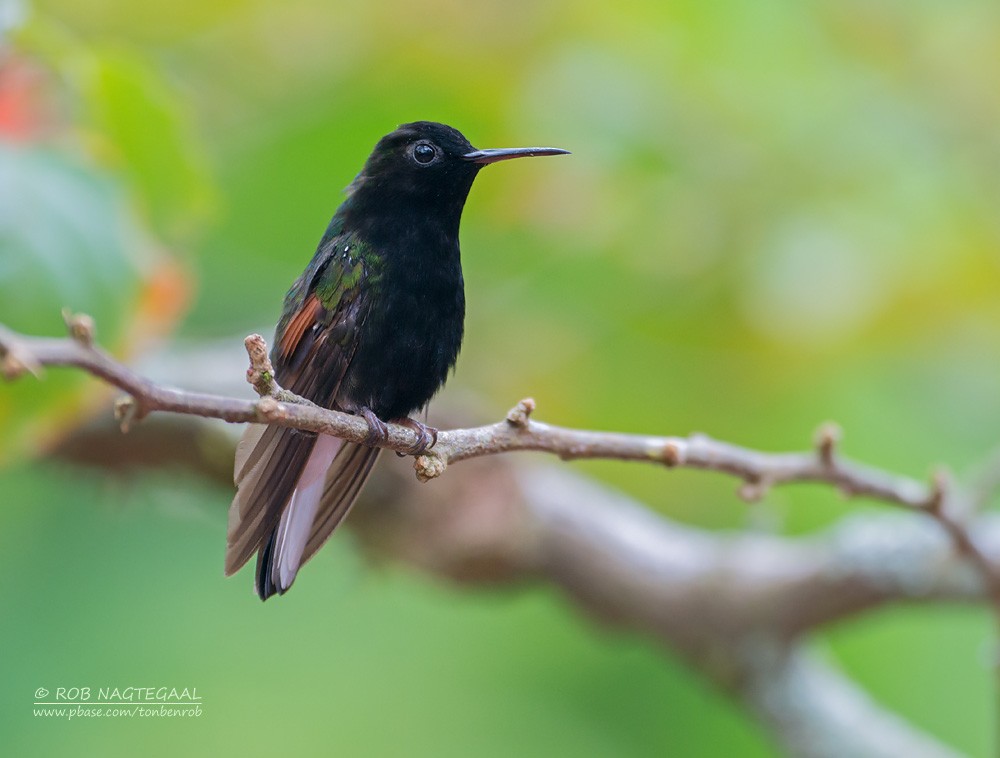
top-left (2, 0), bottom-right (999, 755)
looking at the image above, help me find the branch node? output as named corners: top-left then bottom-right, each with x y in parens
top-left (506, 397), bottom-right (536, 428)
top-left (414, 453), bottom-right (446, 482)
top-left (113, 395), bottom-right (146, 433)
top-left (1, 347), bottom-right (42, 380)
top-left (925, 468), bottom-right (950, 515)
top-left (255, 396), bottom-right (284, 422)
top-left (62, 309), bottom-right (95, 347)
top-left (244, 334), bottom-right (277, 397)
top-left (739, 476), bottom-right (771, 503)
top-left (815, 421), bottom-right (842, 468)
top-left (661, 440), bottom-right (683, 467)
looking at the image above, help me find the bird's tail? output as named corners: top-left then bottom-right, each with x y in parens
top-left (225, 424), bottom-right (380, 599)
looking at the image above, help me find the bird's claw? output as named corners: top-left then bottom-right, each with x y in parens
top-left (394, 418), bottom-right (438, 457)
top-left (359, 407), bottom-right (389, 448)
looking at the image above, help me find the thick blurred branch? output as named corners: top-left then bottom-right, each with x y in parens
top-left (355, 460), bottom-right (976, 758)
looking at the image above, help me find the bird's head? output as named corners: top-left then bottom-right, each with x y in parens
top-left (346, 121), bottom-right (568, 220)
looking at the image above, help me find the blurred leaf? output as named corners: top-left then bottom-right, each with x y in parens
top-left (0, 141), bottom-right (188, 461)
top-left (77, 48), bottom-right (215, 241)
top-left (16, 15), bottom-right (216, 242)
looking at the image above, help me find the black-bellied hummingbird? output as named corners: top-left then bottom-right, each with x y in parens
top-left (225, 122), bottom-right (568, 599)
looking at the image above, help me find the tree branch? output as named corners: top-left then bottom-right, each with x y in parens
top-left (4, 315), bottom-right (997, 601)
top-left (12, 316), bottom-right (993, 756)
top-left (354, 459), bottom-right (974, 756)
top-left (0, 318), bottom-right (958, 505)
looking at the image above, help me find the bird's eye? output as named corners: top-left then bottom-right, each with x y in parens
top-left (412, 142), bottom-right (437, 165)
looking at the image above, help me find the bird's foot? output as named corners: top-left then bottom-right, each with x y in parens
top-left (359, 407), bottom-right (389, 448)
top-left (393, 417), bottom-right (438, 456)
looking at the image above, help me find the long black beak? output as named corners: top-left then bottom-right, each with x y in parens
top-left (463, 147), bottom-right (570, 165)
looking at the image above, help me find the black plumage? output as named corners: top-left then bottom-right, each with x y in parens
top-left (225, 121), bottom-right (568, 599)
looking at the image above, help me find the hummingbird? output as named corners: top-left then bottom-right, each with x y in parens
top-left (225, 121), bottom-right (568, 599)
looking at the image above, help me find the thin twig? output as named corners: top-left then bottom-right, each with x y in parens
top-left (0, 319), bottom-right (938, 500)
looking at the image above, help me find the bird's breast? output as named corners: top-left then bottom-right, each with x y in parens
top-left (339, 242), bottom-right (465, 420)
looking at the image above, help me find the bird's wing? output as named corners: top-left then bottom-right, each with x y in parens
top-left (225, 240), bottom-right (379, 597)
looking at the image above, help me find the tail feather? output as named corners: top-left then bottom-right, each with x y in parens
top-left (264, 434), bottom-right (342, 594)
top-left (225, 424), bottom-right (317, 576)
top-left (227, 423), bottom-right (381, 600)
top-left (302, 443), bottom-right (380, 564)
top-left (255, 529), bottom-right (278, 599)
top-left (233, 423), bottom-right (269, 485)
top-left (255, 441), bottom-right (379, 599)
